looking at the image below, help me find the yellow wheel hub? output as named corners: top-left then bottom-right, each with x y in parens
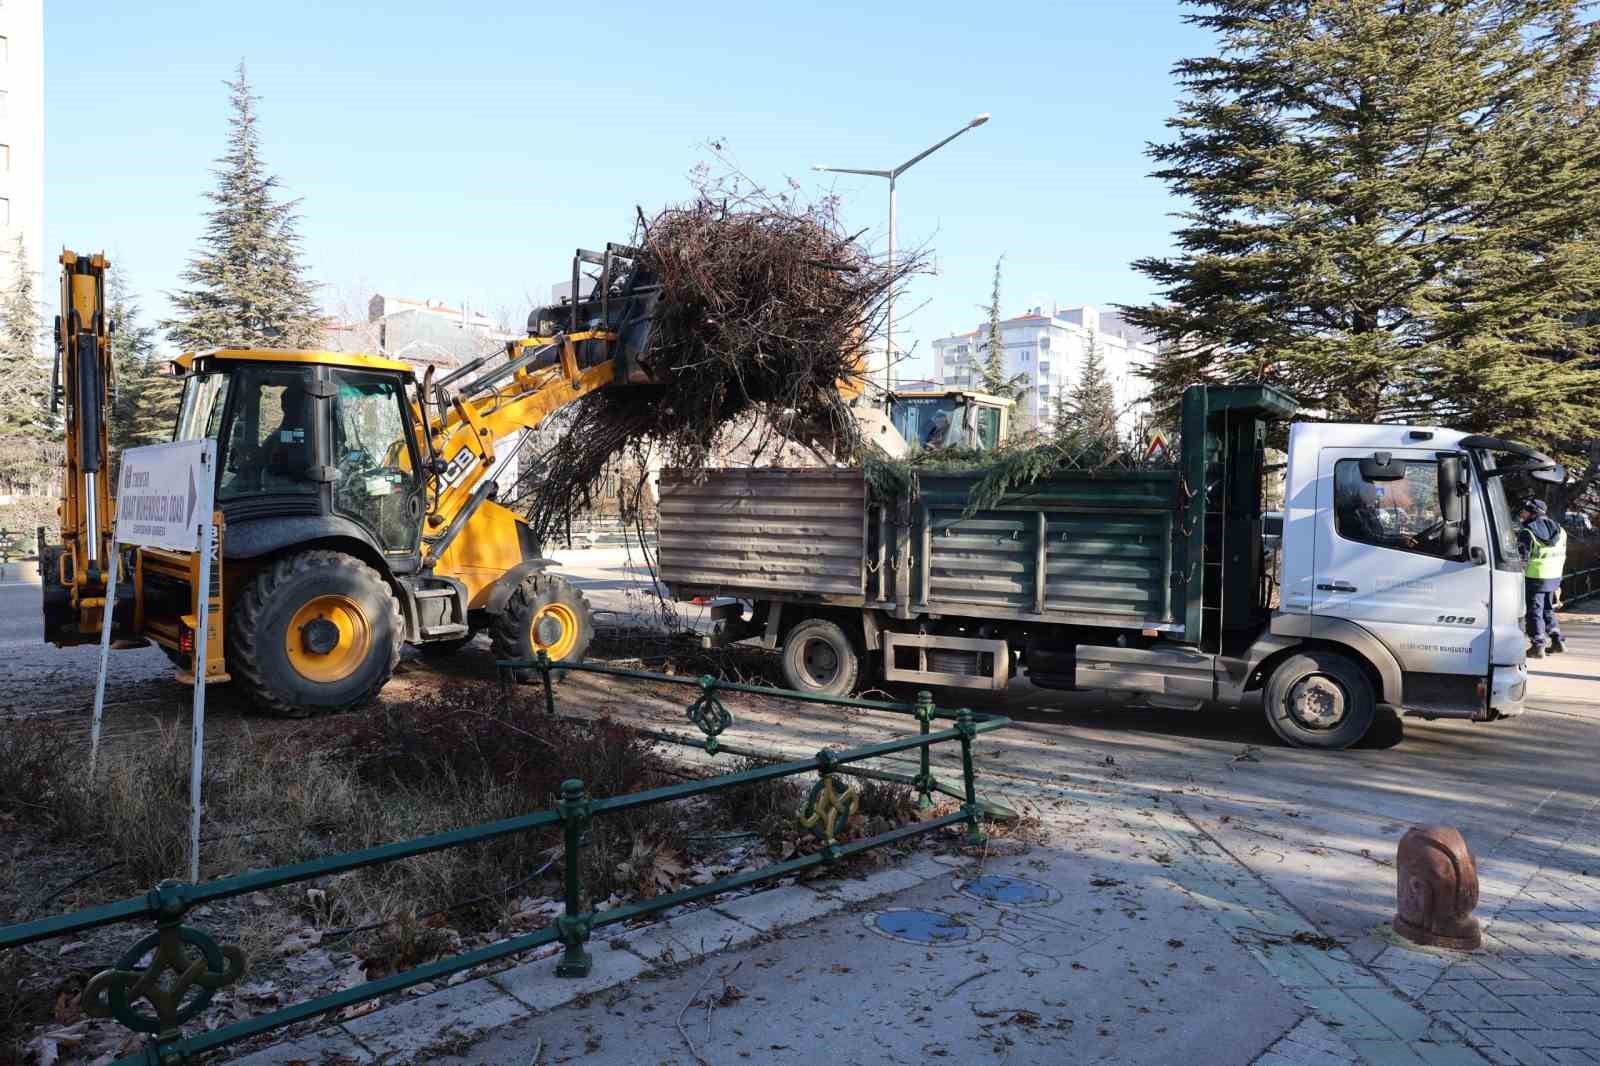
top-left (531, 602), bottom-right (578, 660)
top-left (285, 594), bottom-right (372, 684)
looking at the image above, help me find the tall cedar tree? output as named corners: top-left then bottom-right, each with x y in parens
top-left (1057, 329), bottom-right (1120, 449)
top-left (979, 258), bottom-right (1028, 437)
top-left (109, 270), bottom-right (181, 454)
top-left (0, 236), bottom-right (46, 431)
top-left (164, 64), bottom-right (323, 349)
top-left (1125, 0), bottom-right (1600, 490)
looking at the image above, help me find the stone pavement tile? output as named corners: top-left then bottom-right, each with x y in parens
top-left (1498, 996), bottom-right (1598, 1031)
top-left (806, 862), bottom-right (933, 904)
top-left (1274, 1015), bottom-right (1360, 1061)
top-left (1545, 1050), bottom-right (1600, 1065)
top-left (1479, 956), bottom-right (1538, 980)
top-left (711, 883), bottom-right (837, 932)
top-left (339, 979), bottom-right (530, 1060)
top-left (1481, 978), bottom-right (1561, 998)
top-left (1526, 1030), bottom-right (1600, 1051)
top-left (1518, 963), bottom-right (1594, 993)
top-left (1441, 979), bottom-right (1516, 1012)
top-left (1410, 1040), bottom-right (1501, 1066)
top-left (228, 1030), bottom-right (375, 1066)
top-left (1339, 986), bottom-right (1434, 1040)
top-left (1341, 1038), bottom-right (1432, 1064)
top-left (1476, 1027), bottom-right (1563, 1066)
top-left (490, 945), bottom-right (646, 1013)
top-left (612, 906), bottom-right (763, 966)
top-left (1449, 1009), bottom-right (1541, 1031)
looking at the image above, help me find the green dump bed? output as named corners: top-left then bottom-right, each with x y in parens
top-left (658, 466), bottom-right (1187, 634)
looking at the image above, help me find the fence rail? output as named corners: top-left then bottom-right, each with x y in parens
top-left (1, 655), bottom-right (1008, 1066)
top-left (1562, 565), bottom-right (1600, 606)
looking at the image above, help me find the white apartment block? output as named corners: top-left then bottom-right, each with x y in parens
top-left (931, 304), bottom-right (1157, 437)
top-left (0, 0), bottom-right (42, 292)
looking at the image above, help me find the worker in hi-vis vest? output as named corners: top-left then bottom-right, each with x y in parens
top-left (1517, 499), bottom-right (1566, 658)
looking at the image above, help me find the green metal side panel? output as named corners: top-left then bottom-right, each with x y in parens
top-left (915, 471), bottom-right (1184, 630)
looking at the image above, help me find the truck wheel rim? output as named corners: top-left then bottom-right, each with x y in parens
top-left (285, 595), bottom-right (372, 683)
top-left (531, 603), bottom-right (578, 660)
top-left (1287, 675), bottom-right (1346, 730)
top-left (800, 638), bottom-right (840, 686)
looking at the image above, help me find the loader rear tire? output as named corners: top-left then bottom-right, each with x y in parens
top-left (492, 573), bottom-right (594, 681)
top-left (229, 550), bottom-right (403, 718)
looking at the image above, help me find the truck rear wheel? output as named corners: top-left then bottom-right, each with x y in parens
top-left (229, 550), bottom-right (403, 718)
top-left (492, 573), bottom-right (594, 681)
top-left (780, 618), bottom-right (860, 697)
top-left (1263, 652), bottom-right (1376, 750)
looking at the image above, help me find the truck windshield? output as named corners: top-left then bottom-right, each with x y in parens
top-left (1473, 450), bottom-right (1522, 567)
top-left (175, 372), bottom-right (230, 442)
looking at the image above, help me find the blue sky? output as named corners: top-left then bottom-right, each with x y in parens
top-left (44, 1), bottom-right (1208, 380)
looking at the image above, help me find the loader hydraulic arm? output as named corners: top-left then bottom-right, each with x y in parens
top-left (43, 251), bottom-right (117, 644)
top-left (413, 329), bottom-right (620, 561)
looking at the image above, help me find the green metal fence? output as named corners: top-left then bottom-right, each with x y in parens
top-left (1562, 565), bottom-right (1600, 606)
top-left (1, 655), bottom-right (1009, 1066)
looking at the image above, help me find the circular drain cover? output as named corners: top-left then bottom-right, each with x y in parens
top-left (956, 874), bottom-right (1060, 907)
top-left (866, 909), bottom-right (978, 946)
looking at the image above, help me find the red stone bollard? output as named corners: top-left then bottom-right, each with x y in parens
top-left (1394, 825), bottom-right (1482, 950)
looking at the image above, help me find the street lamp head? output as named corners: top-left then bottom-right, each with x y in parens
top-left (812, 164), bottom-right (828, 171)
top-left (969, 113), bottom-right (991, 128)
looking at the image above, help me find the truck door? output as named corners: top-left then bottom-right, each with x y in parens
top-left (1312, 448), bottom-right (1491, 682)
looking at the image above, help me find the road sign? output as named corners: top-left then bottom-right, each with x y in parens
top-left (94, 438), bottom-right (217, 881)
top-left (1145, 431), bottom-right (1171, 463)
top-left (115, 440), bottom-right (215, 551)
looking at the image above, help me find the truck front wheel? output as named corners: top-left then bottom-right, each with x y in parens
top-left (780, 618), bottom-right (860, 697)
top-left (1263, 652), bottom-right (1376, 750)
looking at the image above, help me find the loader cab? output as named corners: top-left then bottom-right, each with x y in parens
top-left (174, 349), bottom-right (427, 563)
top-left (888, 388), bottom-right (1011, 453)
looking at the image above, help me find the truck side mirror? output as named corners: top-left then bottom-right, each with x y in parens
top-left (1438, 455), bottom-right (1467, 558)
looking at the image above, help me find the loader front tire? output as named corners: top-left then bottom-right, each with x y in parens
top-left (229, 550), bottom-right (403, 717)
top-left (492, 573), bottom-right (594, 681)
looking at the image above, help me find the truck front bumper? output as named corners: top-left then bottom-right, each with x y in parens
top-left (1488, 662), bottom-right (1528, 719)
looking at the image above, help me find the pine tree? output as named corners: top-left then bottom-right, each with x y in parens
top-left (163, 63), bottom-right (323, 349)
top-left (109, 269), bottom-right (181, 453)
top-left (976, 258), bottom-right (1029, 437)
top-left (1124, 0), bottom-right (1600, 468)
top-left (0, 236), bottom-right (47, 431)
top-left (1056, 328), bottom-right (1119, 449)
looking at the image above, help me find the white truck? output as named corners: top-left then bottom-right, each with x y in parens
top-left (659, 385), bottom-right (1563, 749)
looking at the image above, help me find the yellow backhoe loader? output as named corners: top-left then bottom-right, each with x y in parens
top-left (41, 243), bottom-right (710, 716)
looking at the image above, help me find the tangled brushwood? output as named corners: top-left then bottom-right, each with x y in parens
top-left (513, 170), bottom-right (925, 547)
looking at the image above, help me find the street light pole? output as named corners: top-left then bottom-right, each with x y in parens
top-left (815, 113), bottom-right (989, 395)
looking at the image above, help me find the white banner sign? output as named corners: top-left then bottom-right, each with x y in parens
top-left (115, 439), bottom-right (215, 551)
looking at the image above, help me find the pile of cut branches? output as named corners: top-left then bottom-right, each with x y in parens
top-left (514, 166), bottom-right (923, 547)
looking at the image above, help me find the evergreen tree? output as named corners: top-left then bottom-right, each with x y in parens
top-left (109, 269), bottom-right (181, 453)
top-left (163, 63), bottom-right (323, 349)
top-left (1124, 0), bottom-right (1600, 466)
top-left (0, 236), bottom-right (47, 431)
top-left (1056, 328), bottom-right (1119, 449)
top-left (977, 258), bottom-right (1029, 435)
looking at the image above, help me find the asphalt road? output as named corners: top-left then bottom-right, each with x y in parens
top-left (6, 549), bottom-right (1596, 961)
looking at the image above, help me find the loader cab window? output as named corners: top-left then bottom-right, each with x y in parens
top-left (175, 371), bottom-right (230, 442)
top-left (1333, 458), bottom-right (1449, 557)
top-left (330, 370), bottom-right (420, 553)
top-left (217, 367), bottom-right (319, 502)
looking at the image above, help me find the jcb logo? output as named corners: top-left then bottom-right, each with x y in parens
top-left (441, 449), bottom-right (476, 488)
top-left (1436, 614), bottom-right (1475, 625)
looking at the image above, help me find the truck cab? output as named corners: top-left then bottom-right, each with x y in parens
top-left (1276, 423), bottom-right (1541, 726)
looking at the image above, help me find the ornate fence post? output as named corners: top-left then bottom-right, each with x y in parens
top-left (80, 879), bottom-right (244, 1061)
top-left (912, 690), bottom-right (936, 810)
top-left (538, 649), bottom-right (557, 716)
top-left (555, 779), bottom-right (593, 977)
top-left (686, 675), bottom-right (732, 755)
top-left (956, 709), bottom-right (987, 847)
